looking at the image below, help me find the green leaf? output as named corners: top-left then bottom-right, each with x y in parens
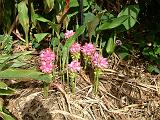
top-left (0, 69), bottom-right (52, 83)
top-left (97, 15), bottom-right (129, 31)
top-left (0, 98), bottom-right (3, 111)
top-left (118, 52), bottom-right (129, 59)
top-left (0, 55), bottom-right (10, 64)
top-left (10, 60), bottom-right (27, 68)
top-left (0, 82), bottom-right (8, 90)
top-left (0, 51), bottom-right (33, 70)
top-left (0, 82), bottom-right (15, 96)
top-left (84, 12), bottom-right (96, 24)
top-left (0, 88), bottom-right (15, 96)
top-left (106, 33), bottom-right (116, 54)
top-left (147, 65), bottom-right (160, 74)
top-left (34, 14), bottom-right (50, 22)
top-left (43, 0), bottom-right (54, 13)
top-left (34, 33), bottom-right (49, 43)
top-left (0, 112), bottom-right (15, 120)
top-left (70, 0), bottom-right (91, 7)
top-left (118, 5), bottom-right (140, 30)
top-left (18, 1), bottom-right (29, 46)
top-left (0, 35), bottom-right (13, 54)
top-left (86, 14), bottom-right (100, 40)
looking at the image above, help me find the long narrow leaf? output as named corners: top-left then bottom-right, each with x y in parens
top-left (0, 69), bottom-right (52, 82)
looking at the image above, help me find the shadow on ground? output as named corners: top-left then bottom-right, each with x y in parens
top-left (22, 97), bottom-right (52, 120)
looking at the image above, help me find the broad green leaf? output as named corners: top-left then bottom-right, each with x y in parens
top-left (0, 69), bottom-right (52, 82)
top-left (18, 1), bottom-right (29, 46)
top-left (70, 0), bottom-right (90, 7)
top-left (44, 0), bottom-right (54, 13)
top-left (106, 33), bottom-right (116, 54)
top-left (34, 33), bottom-right (49, 43)
top-left (31, 2), bottom-right (37, 26)
top-left (33, 14), bottom-right (50, 22)
top-left (0, 51), bottom-right (32, 70)
top-left (0, 82), bottom-right (8, 90)
top-left (0, 112), bottom-right (15, 120)
top-left (10, 60), bottom-right (27, 68)
top-left (84, 12), bottom-right (96, 24)
top-left (97, 15), bottom-right (129, 31)
top-left (34, 14), bottom-right (59, 33)
top-left (118, 5), bottom-right (140, 30)
top-left (0, 35), bottom-right (13, 54)
top-left (0, 55), bottom-right (10, 64)
top-left (0, 88), bottom-right (15, 96)
top-left (87, 15), bottom-right (100, 40)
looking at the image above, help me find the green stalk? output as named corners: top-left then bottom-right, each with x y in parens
top-left (25, 31), bottom-right (29, 49)
top-left (43, 82), bottom-right (49, 99)
top-left (93, 70), bottom-right (100, 95)
top-left (66, 52), bottom-right (69, 86)
top-left (95, 33), bottom-right (100, 47)
top-left (84, 56), bottom-right (89, 70)
top-left (71, 74), bottom-right (76, 94)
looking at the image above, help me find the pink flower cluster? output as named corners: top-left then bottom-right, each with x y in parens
top-left (70, 42), bottom-right (81, 54)
top-left (91, 52), bottom-right (108, 69)
top-left (68, 60), bottom-right (81, 72)
top-left (81, 43), bottom-right (96, 56)
top-left (39, 48), bottom-right (55, 73)
top-left (64, 30), bottom-right (75, 39)
top-left (69, 42), bottom-right (108, 72)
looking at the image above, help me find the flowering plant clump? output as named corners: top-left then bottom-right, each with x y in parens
top-left (69, 42), bottom-right (81, 60)
top-left (81, 43), bottom-right (96, 69)
top-left (91, 52), bottom-right (108, 69)
top-left (91, 52), bottom-right (108, 94)
top-left (64, 30), bottom-right (75, 39)
top-left (81, 43), bottom-right (96, 56)
top-left (39, 48), bottom-right (55, 73)
top-left (68, 60), bottom-right (81, 93)
top-left (68, 60), bottom-right (81, 73)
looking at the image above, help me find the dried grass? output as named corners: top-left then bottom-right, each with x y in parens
top-left (6, 58), bottom-right (160, 120)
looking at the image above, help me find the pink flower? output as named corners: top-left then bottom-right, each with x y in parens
top-left (81, 43), bottom-right (96, 56)
top-left (40, 48), bottom-right (55, 62)
top-left (39, 48), bottom-right (55, 73)
top-left (91, 52), bottom-right (108, 69)
top-left (40, 61), bottom-right (53, 73)
top-left (64, 30), bottom-right (75, 39)
top-left (68, 60), bottom-right (81, 72)
top-left (70, 42), bottom-right (81, 54)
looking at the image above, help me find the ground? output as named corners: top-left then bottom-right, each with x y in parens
top-left (4, 54), bottom-right (160, 120)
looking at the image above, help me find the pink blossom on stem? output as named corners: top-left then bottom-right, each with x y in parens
top-left (40, 48), bottom-right (55, 62)
top-left (40, 62), bottom-right (53, 73)
top-left (64, 30), bottom-right (75, 39)
top-left (91, 52), bottom-right (108, 69)
top-left (39, 48), bottom-right (55, 73)
top-left (68, 60), bottom-right (81, 72)
top-left (70, 42), bottom-right (81, 54)
top-left (81, 43), bottom-right (96, 56)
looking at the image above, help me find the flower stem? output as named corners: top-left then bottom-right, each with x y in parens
top-left (43, 82), bottom-right (49, 99)
top-left (93, 70), bottom-right (100, 95)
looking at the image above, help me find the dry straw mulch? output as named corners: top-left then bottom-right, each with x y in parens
top-left (6, 57), bottom-right (160, 120)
